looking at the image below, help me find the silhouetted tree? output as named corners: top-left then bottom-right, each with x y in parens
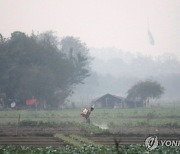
top-left (126, 80), bottom-right (164, 106)
top-left (0, 31), bottom-right (91, 108)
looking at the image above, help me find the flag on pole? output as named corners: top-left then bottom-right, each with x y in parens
top-left (148, 30), bottom-right (155, 45)
top-left (147, 17), bottom-right (155, 46)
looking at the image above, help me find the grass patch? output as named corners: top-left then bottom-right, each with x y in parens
top-left (54, 133), bottom-right (82, 147)
top-left (70, 134), bottom-right (103, 147)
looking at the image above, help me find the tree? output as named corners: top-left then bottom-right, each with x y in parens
top-left (60, 36), bottom-right (91, 84)
top-left (126, 80), bottom-right (164, 107)
top-left (0, 31), bottom-right (91, 108)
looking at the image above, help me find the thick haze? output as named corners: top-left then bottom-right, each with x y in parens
top-left (0, 0), bottom-right (180, 58)
top-left (1, 0), bottom-right (180, 102)
top-left (74, 48), bottom-right (180, 101)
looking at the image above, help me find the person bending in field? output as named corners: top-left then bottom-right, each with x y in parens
top-left (81, 106), bottom-right (94, 124)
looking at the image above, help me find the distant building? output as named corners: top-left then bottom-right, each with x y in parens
top-left (92, 93), bottom-right (125, 109)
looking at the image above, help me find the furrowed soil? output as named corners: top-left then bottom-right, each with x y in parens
top-left (0, 126), bottom-right (179, 147)
top-left (0, 126), bottom-right (179, 137)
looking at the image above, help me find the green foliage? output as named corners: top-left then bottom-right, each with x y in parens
top-left (79, 123), bottom-right (110, 135)
top-left (19, 120), bottom-right (110, 135)
top-left (0, 31), bottom-right (91, 108)
top-left (123, 122), bottom-right (133, 127)
top-left (137, 121), bottom-right (148, 126)
top-left (55, 133), bottom-right (103, 147)
top-left (19, 120), bottom-right (80, 128)
top-left (126, 80), bottom-right (164, 103)
top-left (0, 145), bottom-right (180, 154)
top-left (54, 133), bottom-right (82, 147)
top-left (0, 108), bottom-right (180, 128)
top-left (108, 121), bottom-right (116, 128)
top-left (147, 110), bottom-right (156, 120)
top-left (70, 134), bottom-right (103, 147)
top-left (161, 122), bottom-right (180, 128)
top-left (19, 120), bottom-right (59, 127)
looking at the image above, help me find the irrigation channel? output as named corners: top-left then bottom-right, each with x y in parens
top-left (0, 136), bottom-right (179, 147)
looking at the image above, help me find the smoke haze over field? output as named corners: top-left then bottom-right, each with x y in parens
top-left (0, 0), bottom-right (180, 58)
top-left (73, 48), bottom-right (180, 100)
top-left (1, 0), bottom-right (180, 101)
top-left (89, 48), bottom-right (180, 77)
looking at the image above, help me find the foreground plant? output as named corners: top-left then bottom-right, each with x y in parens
top-left (0, 145), bottom-right (180, 154)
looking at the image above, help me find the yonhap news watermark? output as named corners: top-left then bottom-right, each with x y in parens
top-left (145, 136), bottom-right (180, 150)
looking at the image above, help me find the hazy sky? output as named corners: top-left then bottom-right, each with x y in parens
top-left (0, 0), bottom-right (180, 58)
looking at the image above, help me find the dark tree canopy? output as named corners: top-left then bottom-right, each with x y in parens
top-left (0, 31), bottom-right (91, 108)
top-left (126, 80), bottom-right (164, 102)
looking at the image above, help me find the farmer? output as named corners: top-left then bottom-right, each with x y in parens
top-left (81, 106), bottom-right (94, 124)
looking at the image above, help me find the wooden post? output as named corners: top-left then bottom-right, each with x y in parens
top-left (16, 114), bottom-right (20, 136)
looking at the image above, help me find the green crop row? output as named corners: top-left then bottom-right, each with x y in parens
top-left (54, 133), bottom-right (103, 148)
top-left (0, 108), bottom-right (180, 129)
top-left (18, 120), bottom-right (110, 135)
top-left (19, 120), bottom-right (79, 127)
top-left (0, 145), bottom-right (180, 154)
top-left (54, 133), bottom-right (82, 147)
top-left (69, 134), bottom-right (103, 147)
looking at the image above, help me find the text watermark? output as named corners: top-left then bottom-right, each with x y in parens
top-left (145, 136), bottom-right (180, 150)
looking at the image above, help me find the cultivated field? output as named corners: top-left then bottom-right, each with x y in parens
top-left (0, 108), bottom-right (180, 153)
top-left (0, 108), bottom-right (180, 130)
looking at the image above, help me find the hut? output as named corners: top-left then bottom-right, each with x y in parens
top-left (92, 93), bottom-right (125, 109)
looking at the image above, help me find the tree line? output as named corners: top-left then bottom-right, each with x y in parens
top-left (0, 31), bottom-right (91, 108)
